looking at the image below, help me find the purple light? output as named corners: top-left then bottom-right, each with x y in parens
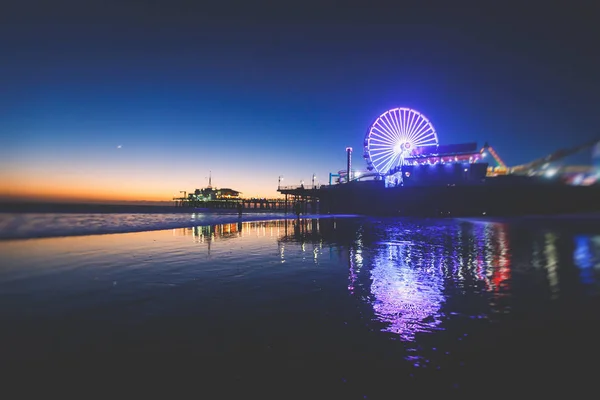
top-left (367, 244), bottom-right (446, 341)
top-left (364, 108), bottom-right (439, 175)
top-left (574, 235), bottom-right (599, 285)
top-left (354, 222), bottom-right (512, 341)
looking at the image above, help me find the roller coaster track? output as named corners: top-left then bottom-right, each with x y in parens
top-left (480, 144), bottom-right (506, 169)
top-left (510, 138), bottom-right (600, 174)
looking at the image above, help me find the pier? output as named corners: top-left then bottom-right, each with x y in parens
top-left (277, 185), bottom-right (321, 214)
top-left (173, 184), bottom-right (322, 214)
top-left (172, 197), bottom-right (291, 212)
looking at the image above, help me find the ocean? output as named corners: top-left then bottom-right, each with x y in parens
top-left (1, 205), bottom-right (600, 397)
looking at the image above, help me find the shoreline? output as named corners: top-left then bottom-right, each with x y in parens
top-left (0, 213), bottom-right (360, 242)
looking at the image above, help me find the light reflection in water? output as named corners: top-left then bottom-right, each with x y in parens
top-left (174, 220), bottom-right (291, 242)
top-left (174, 219), bottom-right (326, 263)
top-left (368, 242), bottom-right (446, 340)
top-left (174, 220), bottom-right (296, 257)
top-left (348, 247), bottom-right (362, 294)
top-left (544, 233), bottom-right (560, 298)
top-left (487, 223), bottom-right (511, 293)
top-left (349, 221), bottom-right (514, 341)
top-left (474, 224), bottom-right (488, 283)
top-left (574, 235), bottom-right (600, 287)
top-left (172, 218), bottom-right (600, 342)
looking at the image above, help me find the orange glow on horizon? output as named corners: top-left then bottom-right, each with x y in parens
top-left (0, 146), bottom-right (321, 204)
top-left (0, 169), bottom-right (286, 204)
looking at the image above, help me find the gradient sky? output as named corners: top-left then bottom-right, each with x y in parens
top-left (1, 1), bottom-right (599, 202)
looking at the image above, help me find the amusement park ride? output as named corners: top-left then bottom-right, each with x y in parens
top-left (281, 107), bottom-right (600, 217)
top-left (480, 138), bottom-right (600, 182)
top-left (331, 107), bottom-right (600, 186)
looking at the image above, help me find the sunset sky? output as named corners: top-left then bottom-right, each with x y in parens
top-left (1, 1), bottom-right (598, 203)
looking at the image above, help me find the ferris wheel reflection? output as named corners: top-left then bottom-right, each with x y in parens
top-left (174, 217), bottom-right (517, 341)
top-left (367, 242), bottom-right (446, 340)
top-left (347, 220), bottom-right (513, 341)
top-left (274, 217), bottom-right (516, 340)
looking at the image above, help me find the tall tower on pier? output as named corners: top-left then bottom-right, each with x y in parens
top-left (208, 170), bottom-right (212, 188)
top-left (346, 147), bottom-right (353, 183)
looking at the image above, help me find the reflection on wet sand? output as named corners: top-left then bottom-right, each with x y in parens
top-left (269, 218), bottom-right (519, 340)
top-left (574, 235), bottom-right (600, 289)
top-left (488, 223), bottom-right (512, 293)
top-left (363, 222), bottom-right (515, 339)
top-left (170, 216), bottom-right (593, 342)
top-left (173, 219), bottom-right (320, 242)
top-left (543, 233), bottom-right (560, 299)
top-left (173, 218), bottom-right (326, 261)
top-left (174, 220), bottom-right (293, 244)
top-left (173, 217), bottom-right (520, 340)
top-left (368, 242), bottom-right (446, 339)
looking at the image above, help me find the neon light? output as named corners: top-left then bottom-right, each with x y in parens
top-left (480, 146), bottom-right (507, 169)
top-left (364, 108), bottom-right (439, 175)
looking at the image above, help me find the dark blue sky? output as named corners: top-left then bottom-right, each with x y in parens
top-left (1, 1), bottom-right (599, 200)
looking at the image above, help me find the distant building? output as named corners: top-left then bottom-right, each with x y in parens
top-left (217, 188), bottom-right (241, 199)
top-left (191, 187), bottom-right (241, 201)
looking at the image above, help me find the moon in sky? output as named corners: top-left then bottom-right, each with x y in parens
top-left (117, 145), bottom-right (122, 149)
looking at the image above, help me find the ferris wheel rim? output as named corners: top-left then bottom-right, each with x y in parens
top-left (363, 107), bottom-right (439, 174)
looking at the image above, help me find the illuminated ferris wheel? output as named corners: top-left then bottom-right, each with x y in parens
top-left (364, 108), bottom-right (439, 174)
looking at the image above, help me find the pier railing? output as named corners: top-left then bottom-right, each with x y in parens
top-left (172, 197), bottom-right (294, 211)
top-left (278, 185), bottom-right (321, 191)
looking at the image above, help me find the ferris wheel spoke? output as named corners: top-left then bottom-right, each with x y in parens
top-left (383, 113), bottom-right (402, 141)
top-left (406, 113), bottom-right (420, 143)
top-left (374, 158), bottom-right (395, 172)
top-left (417, 130), bottom-right (436, 140)
top-left (372, 151), bottom-right (397, 172)
top-left (407, 118), bottom-right (428, 142)
top-left (395, 109), bottom-right (405, 138)
top-left (379, 115), bottom-right (400, 142)
top-left (401, 109), bottom-right (410, 137)
top-left (370, 140), bottom-right (396, 146)
top-left (396, 110), bottom-right (406, 139)
top-left (394, 109), bottom-right (407, 140)
top-left (389, 110), bottom-right (405, 142)
top-left (370, 150), bottom-right (396, 165)
top-left (381, 153), bottom-right (400, 172)
top-left (372, 122), bottom-right (396, 142)
top-left (370, 129), bottom-right (397, 146)
top-left (370, 148), bottom-right (395, 159)
top-left (375, 117), bottom-right (394, 136)
top-left (408, 121), bottom-right (432, 143)
top-left (374, 128), bottom-right (395, 146)
top-left (370, 144), bottom-right (397, 150)
top-left (411, 117), bottom-right (438, 145)
top-left (402, 111), bottom-right (413, 138)
top-left (413, 131), bottom-right (437, 144)
top-left (411, 124), bottom-right (433, 142)
top-left (370, 147), bottom-right (396, 155)
top-left (370, 144), bottom-right (395, 153)
top-left (369, 131), bottom-right (393, 143)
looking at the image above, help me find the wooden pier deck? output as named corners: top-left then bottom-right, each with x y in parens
top-left (172, 185), bottom-right (323, 214)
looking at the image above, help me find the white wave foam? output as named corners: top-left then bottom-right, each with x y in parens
top-left (0, 212), bottom-right (309, 240)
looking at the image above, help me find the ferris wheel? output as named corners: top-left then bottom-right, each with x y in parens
top-left (363, 108), bottom-right (439, 174)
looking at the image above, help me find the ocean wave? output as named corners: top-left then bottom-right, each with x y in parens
top-left (0, 212), bottom-right (303, 240)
